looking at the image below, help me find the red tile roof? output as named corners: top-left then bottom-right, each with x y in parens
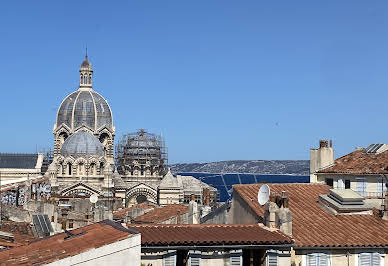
top-left (0, 220), bottom-right (138, 265)
top-left (113, 202), bottom-right (155, 219)
top-left (133, 204), bottom-right (188, 224)
top-left (318, 149), bottom-right (388, 174)
top-left (130, 224), bottom-right (292, 246)
top-left (233, 183), bottom-right (388, 248)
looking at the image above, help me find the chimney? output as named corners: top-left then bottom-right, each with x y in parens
top-left (189, 194), bottom-right (199, 224)
top-left (264, 192), bottom-right (292, 237)
top-left (176, 210), bottom-right (181, 224)
top-left (310, 139), bottom-right (334, 182)
top-left (264, 193), bottom-right (279, 229)
top-left (277, 192), bottom-right (292, 237)
top-left (203, 188), bottom-right (210, 206)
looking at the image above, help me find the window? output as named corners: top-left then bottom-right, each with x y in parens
top-left (356, 178), bottom-right (367, 197)
top-left (306, 253), bottom-right (329, 266)
top-left (266, 250), bottom-right (278, 266)
top-left (68, 220), bottom-right (73, 229)
top-left (325, 178), bottom-right (333, 188)
top-left (188, 250), bottom-right (201, 266)
top-left (163, 250), bottom-right (176, 266)
top-left (359, 252), bottom-right (381, 266)
top-left (337, 178), bottom-right (344, 189)
top-left (377, 178), bottom-right (387, 197)
top-left (345, 179), bottom-right (351, 189)
top-left (68, 163), bottom-right (72, 175)
top-left (230, 249), bottom-right (242, 266)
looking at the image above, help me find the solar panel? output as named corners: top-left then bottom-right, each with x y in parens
top-left (32, 214), bottom-right (53, 237)
top-left (364, 143), bottom-right (384, 154)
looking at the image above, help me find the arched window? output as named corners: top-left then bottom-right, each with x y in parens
top-left (78, 163), bottom-right (83, 175)
top-left (68, 163), bottom-right (72, 175)
top-left (80, 74), bottom-right (83, 84)
top-left (100, 162), bottom-right (104, 174)
top-left (89, 74), bottom-right (92, 83)
top-left (90, 163), bottom-right (95, 176)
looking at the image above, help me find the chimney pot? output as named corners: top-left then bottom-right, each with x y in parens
top-left (319, 140), bottom-right (328, 148)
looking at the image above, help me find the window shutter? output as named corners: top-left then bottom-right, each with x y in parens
top-left (372, 253), bottom-right (381, 266)
top-left (230, 249), bottom-right (242, 266)
top-left (267, 252), bottom-right (278, 266)
top-left (359, 253), bottom-right (371, 266)
top-left (189, 250), bottom-right (201, 266)
top-left (163, 250), bottom-right (176, 266)
top-left (318, 253), bottom-right (328, 266)
top-left (307, 254), bottom-right (317, 266)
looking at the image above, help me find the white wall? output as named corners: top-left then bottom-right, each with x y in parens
top-left (45, 234), bottom-right (141, 266)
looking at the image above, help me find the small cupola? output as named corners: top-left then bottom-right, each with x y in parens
top-left (79, 54), bottom-right (93, 89)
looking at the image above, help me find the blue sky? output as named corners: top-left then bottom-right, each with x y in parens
top-left (1, 1), bottom-right (388, 163)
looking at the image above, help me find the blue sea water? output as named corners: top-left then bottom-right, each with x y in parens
top-left (177, 173), bottom-right (309, 202)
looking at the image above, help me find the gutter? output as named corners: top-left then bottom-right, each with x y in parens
top-left (141, 243), bottom-right (293, 250)
top-left (294, 245), bottom-right (388, 250)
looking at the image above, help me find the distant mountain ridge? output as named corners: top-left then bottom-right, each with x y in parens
top-left (170, 160), bottom-right (309, 176)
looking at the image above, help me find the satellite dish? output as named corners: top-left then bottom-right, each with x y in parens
top-left (89, 194), bottom-right (98, 204)
top-left (258, 184), bottom-right (270, 205)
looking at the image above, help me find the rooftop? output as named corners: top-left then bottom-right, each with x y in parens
top-left (318, 148), bottom-right (388, 174)
top-left (0, 220), bottom-right (138, 265)
top-left (130, 224), bottom-right (292, 247)
top-left (0, 154), bottom-right (39, 169)
top-left (113, 202), bottom-right (155, 220)
top-left (132, 204), bottom-right (188, 224)
top-left (233, 183), bottom-right (388, 248)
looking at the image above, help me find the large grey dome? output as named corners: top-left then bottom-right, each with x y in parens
top-left (56, 89), bottom-right (113, 132)
top-left (61, 130), bottom-right (104, 157)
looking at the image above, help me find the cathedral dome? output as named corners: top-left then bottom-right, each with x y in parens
top-left (56, 89), bottom-right (113, 132)
top-left (61, 130), bottom-right (104, 157)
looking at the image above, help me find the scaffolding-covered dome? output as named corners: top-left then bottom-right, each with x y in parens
top-left (56, 89), bottom-right (113, 132)
top-left (116, 129), bottom-right (167, 176)
top-left (61, 130), bottom-right (104, 157)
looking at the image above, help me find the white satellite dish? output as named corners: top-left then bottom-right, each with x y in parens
top-left (89, 194), bottom-right (98, 204)
top-left (258, 184), bottom-right (270, 205)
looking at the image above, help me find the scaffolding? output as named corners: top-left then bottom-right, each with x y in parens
top-left (115, 129), bottom-right (168, 177)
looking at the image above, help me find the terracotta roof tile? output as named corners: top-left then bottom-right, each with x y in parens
top-left (133, 204), bottom-right (188, 224)
top-left (233, 183), bottom-right (388, 248)
top-left (318, 149), bottom-right (388, 174)
top-left (130, 224), bottom-right (292, 246)
top-left (0, 220), bottom-right (138, 265)
top-left (113, 202), bottom-right (155, 219)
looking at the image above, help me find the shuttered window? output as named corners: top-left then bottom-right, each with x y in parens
top-left (359, 252), bottom-right (381, 266)
top-left (163, 250), bottom-right (176, 266)
top-left (266, 250), bottom-right (278, 266)
top-left (306, 253), bottom-right (329, 266)
top-left (230, 249), bottom-right (242, 266)
top-left (189, 250), bottom-right (201, 266)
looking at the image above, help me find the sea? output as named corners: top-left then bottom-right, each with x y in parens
top-left (177, 172), bottom-right (310, 202)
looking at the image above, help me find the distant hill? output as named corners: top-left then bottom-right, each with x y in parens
top-left (170, 160), bottom-right (309, 175)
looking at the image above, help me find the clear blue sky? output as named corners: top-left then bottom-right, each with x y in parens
top-left (1, 1), bottom-right (388, 163)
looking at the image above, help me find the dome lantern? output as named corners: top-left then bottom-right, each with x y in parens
top-left (79, 54), bottom-right (93, 89)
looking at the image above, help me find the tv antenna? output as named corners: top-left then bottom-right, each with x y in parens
top-left (258, 184), bottom-right (270, 205)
